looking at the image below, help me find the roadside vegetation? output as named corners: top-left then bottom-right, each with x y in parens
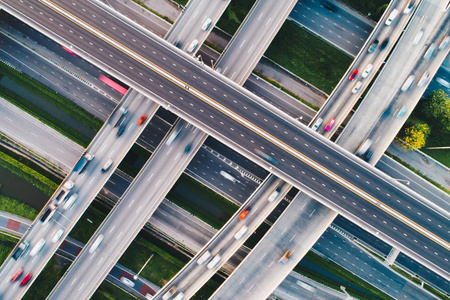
top-left (424, 284), bottom-right (450, 300)
top-left (397, 90), bottom-right (450, 169)
top-left (339, 0), bottom-right (389, 21)
top-left (265, 21), bottom-right (352, 94)
top-left (0, 195), bottom-right (38, 220)
top-left (216, 0), bottom-right (256, 35)
top-left (0, 62), bottom-right (102, 147)
top-left (390, 265), bottom-right (422, 285)
top-left (0, 147), bottom-right (59, 197)
top-left (131, 0), bottom-right (174, 23)
top-left (294, 251), bottom-right (394, 300)
top-left (0, 233), bottom-right (18, 263)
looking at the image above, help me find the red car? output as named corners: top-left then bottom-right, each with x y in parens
top-left (137, 115), bottom-right (147, 126)
top-left (324, 118), bottom-right (336, 131)
top-left (20, 273), bottom-right (32, 286)
top-left (238, 206), bottom-right (251, 220)
top-left (349, 69), bottom-right (358, 81)
top-left (11, 268), bottom-right (23, 282)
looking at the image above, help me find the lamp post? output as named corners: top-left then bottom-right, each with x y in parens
top-left (133, 253), bottom-right (154, 280)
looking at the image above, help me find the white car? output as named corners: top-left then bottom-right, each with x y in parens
top-left (89, 234), bottom-right (104, 253)
top-left (385, 9), bottom-right (399, 26)
top-left (52, 229), bottom-right (64, 243)
top-left (187, 39), bottom-right (198, 53)
top-left (351, 81), bottom-right (362, 94)
top-left (361, 64), bottom-right (373, 79)
top-left (268, 187), bottom-right (280, 202)
top-left (234, 225), bottom-right (248, 240)
top-left (311, 118), bottom-right (323, 131)
top-left (30, 238), bottom-right (46, 256)
top-left (417, 71), bottom-right (429, 87)
top-left (201, 18), bottom-right (212, 31)
top-left (120, 277), bottom-right (135, 287)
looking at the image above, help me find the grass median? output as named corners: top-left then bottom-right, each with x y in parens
top-left (265, 21), bottom-right (352, 94)
top-left (0, 233), bottom-right (18, 264)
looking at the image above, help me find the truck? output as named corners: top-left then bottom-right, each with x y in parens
top-left (74, 153), bottom-right (94, 173)
top-left (12, 241), bottom-right (30, 260)
top-left (40, 204), bottom-right (57, 224)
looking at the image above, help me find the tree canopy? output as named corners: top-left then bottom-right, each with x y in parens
top-left (423, 89), bottom-right (450, 133)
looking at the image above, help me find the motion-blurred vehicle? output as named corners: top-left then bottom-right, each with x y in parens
top-left (89, 234), bottom-right (104, 253)
top-left (401, 75), bottom-right (415, 92)
top-left (254, 148), bottom-right (278, 165)
top-left (351, 81), bottom-right (362, 94)
top-left (12, 241), bottom-right (30, 260)
top-left (102, 159), bottom-right (113, 172)
top-left (187, 39), bottom-right (198, 53)
top-left (361, 64), bottom-right (372, 78)
top-left (417, 72), bottom-right (430, 87)
top-left (30, 238), bottom-right (46, 257)
top-left (120, 277), bottom-right (135, 287)
top-left (279, 250), bottom-right (294, 265)
top-left (20, 273), bottom-right (32, 286)
top-left (52, 229), bottom-right (65, 243)
top-left (268, 187), bottom-right (281, 202)
top-left (137, 115), bottom-right (147, 126)
top-left (385, 9), bottom-right (399, 26)
top-left (312, 118), bottom-right (323, 131)
top-left (239, 207), bottom-right (251, 220)
top-left (349, 69), bottom-right (358, 81)
top-left (234, 225), bottom-right (248, 240)
top-left (11, 268), bottom-right (23, 281)
top-left (368, 39), bottom-right (379, 53)
top-left (396, 106), bottom-right (407, 118)
top-left (324, 118), bottom-right (336, 131)
top-left (380, 38), bottom-right (389, 50)
top-left (202, 18), bottom-right (212, 31)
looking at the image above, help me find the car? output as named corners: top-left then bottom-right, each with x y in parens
top-left (324, 118), bottom-right (336, 131)
top-left (101, 159), bottom-right (113, 172)
top-left (11, 268), bottom-right (23, 281)
top-left (438, 34), bottom-right (449, 50)
top-left (220, 170), bottom-right (236, 183)
top-left (401, 75), bottom-right (415, 92)
top-left (279, 250), bottom-right (294, 265)
top-left (63, 180), bottom-right (74, 190)
top-left (30, 238), bottom-right (46, 256)
top-left (380, 38), bottom-right (389, 50)
top-left (197, 251), bottom-right (211, 265)
top-left (137, 114), bottom-right (147, 125)
top-left (120, 277), bottom-right (135, 287)
top-left (322, 1), bottom-right (337, 11)
top-left (238, 206), bottom-right (251, 220)
top-left (234, 225), bottom-right (248, 240)
top-left (254, 148), bottom-right (279, 165)
top-left (12, 241), bottom-right (30, 260)
top-left (311, 118), bottom-right (323, 131)
top-left (361, 64), bottom-right (373, 79)
top-left (423, 43), bottom-right (436, 60)
top-left (413, 29), bottom-right (424, 45)
top-left (207, 254), bottom-right (221, 269)
top-left (89, 234), bottom-right (104, 253)
top-left (40, 204), bottom-right (57, 224)
top-left (173, 292), bottom-right (185, 300)
top-left (403, 0), bottom-right (415, 14)
top-left (187, 39), bottom-right (198, 53)
top-left (63, 193), bottom-right (78, 210)
top-left (351, 81), bottom-right (362, 94)
top-left (183, 144), bottom-right (192, 154)
top-left (364, 150), bottom-right (374, 162)
top-left (385, 9), bottom-right (399, 26)
top-left (381, 105), bottom-right (392, 119)
top-left (201, 18), bottom-right (212, 31)
top-left (349, 69), bottom-right (358, 81)
top-left (117, 124), bottom-right (126, 137)
top-left (417, 71), bottom-right (430, 87)
top-left (167, 127), bottom-right (182, 145)
top-left (436, 77), bottom-right (450, 88)
top-left (20, 273), bottom-right (32, 286)
top-left (268, 187), bottom-right (281, 202)
top-left (396, 106), bottom-right (407, 118)
top-left (368, 39), bottom-right (379, 53)
top-left (52, 229), bottom-right (64, 243)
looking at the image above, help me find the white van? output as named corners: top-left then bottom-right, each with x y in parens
top-left (187, 39), bottom-right (198, 53)
top-left (201, 18), bottom-right (212, 31)
top-left (234, 225), bottom-right (248, 240)
top-left (89, 234), bottom-right (104, 253)
top-left (361, 64), bottom-right (373, 79)
top-left (197, 251), bottom-right (211, 265)
top-left (268, 187), bottom-right (280, 202)
top-left (30, 238), bottom-right (46, 256)
top-left (101, 159), bottom-right (113, 172)
top-left (311, 118), bottom-right (322, 131)
top-left (385, 9), bottom-right (399, 26)
top-left (207, 254), bottom-right (221, 269)
top-left (63, 193), bottom-right (78, 210)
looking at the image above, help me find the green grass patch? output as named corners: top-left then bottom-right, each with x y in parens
top-left (92, 280), bottom-right (137, 300)
top-left (294, 251), bottom-right (394, 300)
top-left (216, 0), bottom-right (256, 35)
top-left (0, 194), bottom-right (38, 220)
top-left (384, 152), bottom-right (450, 195)
top-left (390, 265), bottom-right (421, 285)
top-left (167, 174), bottom-right (239, 229)
top-left (118, 144), bottom-right (152, 178)
top-left (253, 70), bottom-right (319, 111)
top-left (118, 230), bottom-right (189, 287)
top-left (424, 284), bottom-right (450, 300)
top-left (170, 0), bottom-right (188, 6)
top-left (0, 233), bottom-right (19, 264)
top-left (339, 0), bottom-right (389, 21)
top-left (0, 149), bottom-right (59, 196)
top-left (204, 40), bottom-right (224, 54)
top-left (131, 0), bottom-right (174, 23)
top-left (23, 256), bottom-right (70, 300)
top-left (264, 21), bottom-right (352, 94)
top-left (0, 62), bottom-right (102, 132)
top-left (68, 203), bottom-right (109, 244)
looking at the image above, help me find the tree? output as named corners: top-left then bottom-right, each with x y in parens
top-left (399, 123), bottom-right (430, 150)
top-left (423, 89), bottom-right (450, 133)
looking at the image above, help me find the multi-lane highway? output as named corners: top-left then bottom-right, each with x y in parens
top-left (47, 120), bottom-right (207, 299)
top-left (1, 0), bottom-right (448, 278)
top-left (214, 0), bottom-right (297, 85)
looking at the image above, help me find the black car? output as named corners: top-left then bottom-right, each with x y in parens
top-left (380, 38), bottom-right (389, 50)
top-left (322, 1), bottom-right (337, 12)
